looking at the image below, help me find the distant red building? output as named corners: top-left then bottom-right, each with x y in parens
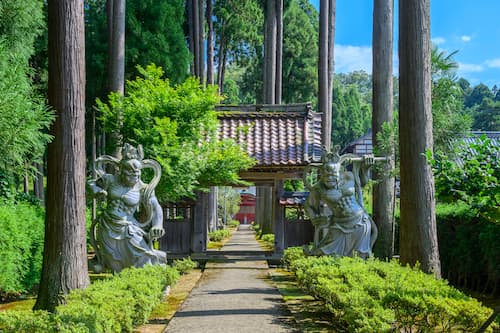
top-left (234, 193), bottom-right (256, 224)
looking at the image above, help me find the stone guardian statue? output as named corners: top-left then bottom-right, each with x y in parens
top-left (87, 143), bottom-right (166, 272)
top-left (304, 148), bottom-right (383, 258)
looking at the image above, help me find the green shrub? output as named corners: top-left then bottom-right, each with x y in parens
top-left (260, 233), bottom-right (274, 244)
top-left (208, 229), bottom-right (230, 242)
top-left (0, 309), bottom-right (88, 333)
top-left (437, 202), bottom-right (500, 294)
top-left (173, 257), bottom-right (197, 274)
top-left (0, 201), bottom-right (45, 296)
top-left (0, 265), bottom-right (179, 333)
top-left (227, 220), bottom-right (240, 228)
top-left (286, 255), bottom-right (497, 332)
top-left (282, 247), bottom-right (306, 268)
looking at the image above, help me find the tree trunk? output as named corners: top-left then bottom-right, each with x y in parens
top-left (188, 0), bottom-right (205, 83)
top-left (275, 0), bottom-right (283, 104)
top-left (216, 30), bottom-right (225, 93)
top-left (206, 0), bottom-right (214, 86)
top-left (263, 0), bottom-right (277, 104)
top-left (34, 0), bottom-right (89, 312)
top-left (34, 162), bottom-right (45, 203)
top-left (198, 0), bottom-right (205, 84)
top-left (327, 0), bottom-right (336, 121)
top-left (319, 0), bottom-right (331, 150)
top-left (107, 0), bottom-right (125, 153)
top-left (398, 0), bottom-right (441, 277)
top-left (372, 0), bottom-right (395, 259)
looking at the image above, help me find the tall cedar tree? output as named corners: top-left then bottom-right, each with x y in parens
top-left (398, 0), bottom-right (441, 277)
top-left (34, 0), bottom-right (89, 312)
top-left (372, 0), bottom-right (395, 259)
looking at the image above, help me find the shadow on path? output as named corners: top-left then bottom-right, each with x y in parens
top-left (164, 225), bottom-right (297, 333)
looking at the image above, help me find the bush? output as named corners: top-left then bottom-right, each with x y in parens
top-left (260, 233), bottom-right (274, 244)
top-left (282, 247), bottom-right (306, 268)
top-left (0, 265), bottom-right (179, 333)
top-left (227, 220), bottom-right (240, 228)
top-left (173, 257), bottom-right (197, 275)
top-left (0, 201), bottom-right (45, 296)
top-left (437, 202), bottom-right (500, 294)
top-left (286, 255), bottom-right (497, 332)
top-left (208, 229), bottom-right (230, 242)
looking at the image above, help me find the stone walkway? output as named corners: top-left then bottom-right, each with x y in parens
top-left (164, 225), bottom-right (297, 333)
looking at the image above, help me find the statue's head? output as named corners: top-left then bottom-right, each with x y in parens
top-left (119, 144), bottom-right (144, 187)
top-left (320, 146), bottom-right (342, 189)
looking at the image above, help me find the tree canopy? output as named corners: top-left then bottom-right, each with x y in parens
top-left (0, 0), bottom-right (53, 192)
top-left (98, 65), bottom-right (254, 202)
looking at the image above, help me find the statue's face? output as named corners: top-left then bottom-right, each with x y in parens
top-left (120, 159), bottom-right (141, 186)
top-left (321, 161), bottom-right (340, 189)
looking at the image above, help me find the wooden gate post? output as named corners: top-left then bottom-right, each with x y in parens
top-left (274, 179), bottom-right (285, 254)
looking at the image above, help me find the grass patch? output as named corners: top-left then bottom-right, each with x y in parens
top-left (0, 298), bottom-right (35, 312)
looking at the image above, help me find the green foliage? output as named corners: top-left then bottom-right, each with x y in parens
top-left (0, 201), bottom-right (45, 296)
top-left (217, 187), bottom-right (242, 224)
top-left (0, 265), bottom-right (179, 333)
top-left (282, 246), bottom-right (306, 268)
top-left (126, 0), bottom-right (189, 83)
top-left (436, 202), bottom-right (500, 294)
top-left (260, 233), bottom-right (274, 244)
top-left (429, 136), bottom-right (499, 223)
top-left (235, 0), bottom-right (319, 104)
top-left (0, 0), bottom-right (53, 184)
top-left (331, 80), bottom-right (371, 149)
top-left (471, 98), bottom-right (500, 131)
top-left (173, 257), bottom-right (197, 275)
top-left (85, 0), bottom-right (108, 104)
top-left (432, 76), bottom-right (472, 152)
top-left (286, 255), bottom-right (496, 332)
top-left (99, 65), bottom-right (254, 202)
top-left (281, 0), bottom-right (318, 105)
top-left (227, 220), bottom-right (240, 228)
top-left (208, 229), bottom-right (231, 242)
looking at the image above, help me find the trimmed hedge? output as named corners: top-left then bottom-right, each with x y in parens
top-left (283, 247), bottom-right (497, 332)
top-left (208, 229), bottom-right (230, 242)
top-left (0, 264), bottom-right (180, 333)
top-left (0, 201), bottom-right (44, 297)
top-left (437, 202), bottom-right (500, 295)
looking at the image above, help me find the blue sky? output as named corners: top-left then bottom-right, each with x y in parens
top-left (310, 0), bottom-right (500, 87)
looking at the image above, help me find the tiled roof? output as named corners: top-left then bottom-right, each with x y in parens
top-left (279, 191), bottom-right (309, 206)
top-left (216, 103), bottom-right (322, 168)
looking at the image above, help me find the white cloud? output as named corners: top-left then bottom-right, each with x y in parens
top-left (334, 44), bottom-right (372, 73)
top-left (457, 62), bottom-right (484, 73)
top-left (485, 58), bottom-right (500, 68)
top-left (461, 35), bottom-right (472, 42)
top-left (432, 37), bottom-right (446, 45)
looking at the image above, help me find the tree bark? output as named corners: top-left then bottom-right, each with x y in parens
top-left (319, 0), bottom-right (331, 150)
top-left (372, 0), bottom-right (395, 259)
top-left (34, 0), bottom-right (89, 312)
top-left (107, 0), bottom-right (125, 153)
top-left (198, 0), bottom-right (205, 84)
top-left (263, 0), bottom-right (277, 104)
top-left (34, 162), bottom-right (45, 203)
top-left (398, 0), bottom-right (441, 277)
top-left (216, 29), bottom-right (225, 93)
top-left (206, 0), bottom-right (214, 86)
top-left (327, 0), bottom-right (336, 120)
top-left (275, 0), bottom-right (283, 104)
top-left (188, 0), bottom-right (205, 83)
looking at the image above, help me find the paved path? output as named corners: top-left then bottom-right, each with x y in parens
top-left (164, 225), bottom-right (296, 333)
